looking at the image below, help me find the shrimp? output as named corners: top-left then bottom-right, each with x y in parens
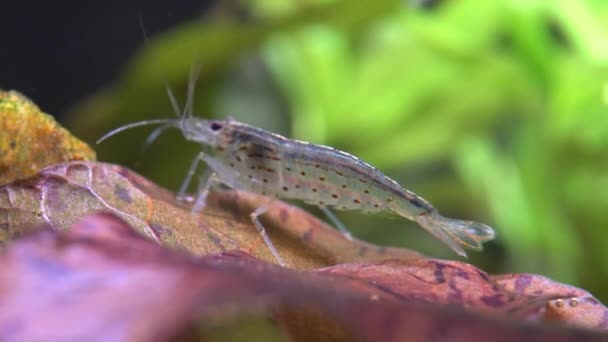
top-left (98, 70), bottom-right (495, 266)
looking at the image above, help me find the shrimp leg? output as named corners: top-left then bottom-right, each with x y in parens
top-left (251, 204), bottom-right (286, 266)
top-left (192, 169), bottom-right (217, 213)
top-left (178, 151), bottom-right (206, 199)
top-left (318, 206), bottom-right (353, 240)
top-left (201, 155), bottom-right (284, 265)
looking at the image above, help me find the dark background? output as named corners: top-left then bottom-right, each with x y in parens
top-left (0, 1), bottom-right (216, 119)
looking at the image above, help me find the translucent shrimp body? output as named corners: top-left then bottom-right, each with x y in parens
top-left (98, 62), bottom-right (495, 263)
top-left (182, 118), bottom-right (496, 257)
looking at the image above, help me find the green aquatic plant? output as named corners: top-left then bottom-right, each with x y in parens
top-left (68, 0), bottom-right (608, 301)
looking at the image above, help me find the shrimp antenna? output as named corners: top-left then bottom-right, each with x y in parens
top-left (141, 122), bottom-right (175, 152)
top-left (184, 63), bottom-right (201, 119)
top-left (136, 13), bottom-right (184, 150)
top-left (139, 14), bottom-right (204, 136)
top-left (96, 119), bottom-right (176, 144)
top-left (138, 13), bottom-right (182, 119)
top-left (101, 16), bottom-right (199, 149)
top-left (179, 63), bottom-right (202, 135)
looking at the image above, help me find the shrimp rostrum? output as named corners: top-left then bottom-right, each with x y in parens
top-left (98, 91), bottom-right (495, 267)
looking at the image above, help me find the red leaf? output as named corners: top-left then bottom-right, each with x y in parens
top-left (0, 213), bottom-right (605, 341)
top-left (493, 274), bottom-right (608, 329)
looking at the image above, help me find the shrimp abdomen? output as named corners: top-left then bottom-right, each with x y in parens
top-left (279, 142), bottom-right (400, 212)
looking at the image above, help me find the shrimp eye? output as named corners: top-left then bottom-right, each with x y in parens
top-left (210, 122), bottom-right (223, 131)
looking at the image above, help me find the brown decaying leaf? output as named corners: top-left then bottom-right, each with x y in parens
top-left (0, 212), bottom-right (606, 341)
top-left (0, 90), bottom-right (96, 185)
top-left (0, 160), bottom-right (420, 267)
top-left (0, 161), bottom-right (607, 337)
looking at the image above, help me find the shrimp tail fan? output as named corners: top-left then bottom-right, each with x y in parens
top-left (415, 211), bottom-right (496, 257)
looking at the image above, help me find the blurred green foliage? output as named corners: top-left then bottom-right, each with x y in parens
top-left (68, 0), bottom-right (608, 301)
